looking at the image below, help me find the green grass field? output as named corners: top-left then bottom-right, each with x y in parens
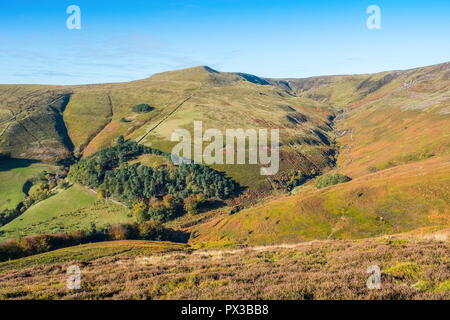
top-left (0, 159), bottom-right (53, 211)
top-left (0, 185), bottom-right (133, 241)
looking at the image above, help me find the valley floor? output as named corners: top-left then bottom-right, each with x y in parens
top-left (0, 228), bottom-right (448, 300)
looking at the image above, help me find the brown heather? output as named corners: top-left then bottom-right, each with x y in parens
top-left (0, 234), bottom-right (448, 300)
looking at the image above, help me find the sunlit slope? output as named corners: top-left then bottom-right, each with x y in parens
top-left (187, 63), bottom-right (450, 246)
top-left (126, 67), bottom-right (336, 190)
top-left (0, 184), bottom-right (133, 241)
top-left (0, 159), bottom-right (53, 211)
top-left (335, 63), bottom-right (450, 177)
top-left (1, 66), bottom-right (338, 191)
top-left (65, 72), bottom-right (205, 154)
top-left (0, 63), bottom-right (448, 193)
top-left (0, 71), bottom-right (207, 161)
top-left (191, 156), bottom-right (450, 247)
top-left (0, 62), bottom-right (449, 276)
top-left (268, 63), bottom-right (450, 177)
top-left (0, 85), bottom-right (73, 161)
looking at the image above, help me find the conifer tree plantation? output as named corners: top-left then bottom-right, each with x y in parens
top-left (69, 138), bottom-right (239, 222)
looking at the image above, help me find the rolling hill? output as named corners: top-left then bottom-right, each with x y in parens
top-left (1, 63), bottom-right (448, 191)
top-left (189, 156), bottom-right (450, 247)
top-left (0, 62), bottom-right (448, 299)
top-left (0, 159), bottom-right (54, 212)
top-left (0, 66), bottom-right (339, 193)
top-left (0, 184), bottom-right (133, 241)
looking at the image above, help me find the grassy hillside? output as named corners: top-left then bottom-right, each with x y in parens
top-left (0, 159), bottom-right (53, 211)
top-left (0, 86), bottom-right (73, 161)
top-left (0, 67), bottom-right (338, 192)
top-left (1, 63), bottom-right (448, 192)
top-left (330, 64), bottom-right (450, 178)
top-left (0, 185), bottom-right (133, 241)
top-left (190, 156), bottom-right (450, 247)
top-left (0, 232), bottom-right (447, 299)
top-left (270, 63), bottom-right (450, 179)
top-left (183, 62), bottom-right (450, 246)
top-left (128, 67), bottom-right (336, 191)
top-left (0, 63), bottom-right (448, 300)
top-left (0, 62), bottom-right (448, 246)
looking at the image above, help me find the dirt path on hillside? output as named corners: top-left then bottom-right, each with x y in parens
top-left (167, 226), bottom-right (450, 259)
top-left (80, 185), bottom-right (128, 208)
top-left (137, 95), bottom-right (194, 144)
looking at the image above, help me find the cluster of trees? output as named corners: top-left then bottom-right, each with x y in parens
top-left (22, 171), bottom-right (70, 208)
top-left (0, 171), bottom-right (69, 227)
top-left (279, 167), bottom-right (322, 192)
top-left (286, 170), bottom-right (314, 191)
top-left (0, 209), bottom-right (19, 228)
top-left (69, 138), bottom-right (239, 222)
top-left (68, 137), bottom-right (161, 187)
top-left (132, 193), bottom-right (209, 223)
top-left (282, 170), bottom-right (352, 191)
top-left (315, 173), bottom-right (351, 189)
top-left (132, 104), bottom-right (154, 113)
top-left (0, 221), bottom-right (187, 262)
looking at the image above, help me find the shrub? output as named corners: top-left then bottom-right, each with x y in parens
top-left (58, 180), bottom-right (71, 189)
top-left (133, 201), bottom-right (149, 223)
top-left (147, 205), bottom-right (170, 222)
top-left (132, 104), bottom-right (154, 113)
top-left (0, 239), bottom-right (22, 259)
top-left (137, 221), bottom-right (164, 240)
top-left (108, 224), bottom-right (132, 240)
top-left (183, 194), bottom-right (206, 215)
top-left (0, 209), bottom-right (20, 227)
top-left (315, 173), bottom-right (351, 189)
top-left (287, 170), bottom-right (310, 191)
top-left (367, 166), bottom-right (378, 173)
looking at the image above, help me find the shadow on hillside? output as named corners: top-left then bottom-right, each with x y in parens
top-left (196, 199), bottom-right (227, 214)
top-left (0, 158), bottom-right (40, 172)
top-left (165, 229), bottom-right (191, 243)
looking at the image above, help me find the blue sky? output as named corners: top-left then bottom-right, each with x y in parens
top-left (0, 0), bottom-right (449, 84)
